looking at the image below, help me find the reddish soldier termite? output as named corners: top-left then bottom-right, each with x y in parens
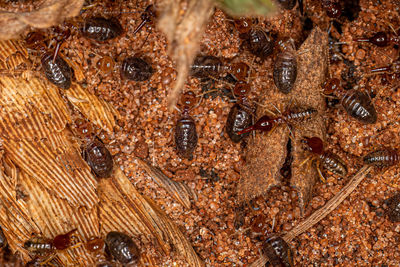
top-left (323, 78), bottom-right (377, 124)
top-left (175, 91), bottom-right (198, 160)
top-left (355, 31), bottom-right (400, 47)
top-left (301, 136), bottom-right (348, 182)
top-left (225, 81), bottom-right (255, 143)
top-left (237, 107), bottom-right (317, 135)
top-left (23, 229), bottom-right (79, 261)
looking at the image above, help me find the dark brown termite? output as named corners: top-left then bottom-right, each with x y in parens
top-left (80, 17), bottom-right (123, 41)
top-left (237, 107), bottom-right (317, 135)
top-left (175, 91), bottom-right (198, 160)
top-left (105, 232), bottom-right (140, 265)
top-left (225, 82), bottom-right (255, 143)
top-left (386, 193), bottom-right (400, 222)
top-left (262, 235), bottom-right (294, 267)
top-left (363, 149), bottom-right (399, 167)
top-left (233, 18), bottom-right (275, 60)
top-left (73, 118), bottom-right (113, 178)
top-left (120, 56), bottom-right (154, 81)
top-left (133, 4), bottom-right (157, 35)
top-left (25, 30), bottom-right (73, 90)
top-left (273, 40), bottom-right (297, 94)
top-left (190, 55), bottom-right (250, 81)
top-left (355, 31), bottom-right (400, 47)
top-left (323, 78), bottom-right (377, 124)
top-left (23, 229), bottom-right (78, 257)
top-left (301, 136), bottom-right (348, 182)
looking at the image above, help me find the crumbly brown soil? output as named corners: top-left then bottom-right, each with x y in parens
top-left (3, 0), bottom-right (400, 265)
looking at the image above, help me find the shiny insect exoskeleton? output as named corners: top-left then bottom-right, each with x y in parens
top-left (175, 91), bottom-right (198, 160)
top-left (120, 56), bottom-right (154, 81)
top-left (105, 232), bottom-right (140, 265)
top-left (41, 51), bottom-right (73, 89)
top-left (386, 193), bottom-right (400, 222)
top-left (233, 18), bottom-right (275, 60)
top-left (301, 136), bottom-right (348, 182)
top-left (225, 82), bottom-right (255, 143)
top-left (323, 78), bottom-right (377, 124)
top-left (190, 55), bottom-right (250, 81)
top-left (73, 118), bottom-right (113, 178)
top-left (355, 31), bottom-right (400, 47)
top-left (0, 226), bottom-right (7, 249)
top-left (23, 229), bottom-right (77, 256)
top-left (96, 55), bottom-right (115, 75)
top-left (81, 17), bottom-right (123, 41)
top-left (262, 235), bottom-right (294, 267)
top-left (363, 149), bottom-right (399, 167)
top-left (273, 40), bottom-right (297, 94)
top-left (370, 59), bottom-right (400, 76)
top-left (238, 107), bottom-right (317, 135)
top-left (25, 30), bottom-right (73, 90)
top-left (133, 4), bottom-right (157, 34)
top-left (322, 0), bottom-right (342, 18)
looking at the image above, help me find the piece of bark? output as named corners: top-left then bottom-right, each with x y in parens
top-left (237, 27), bottom-right (328, 212)
top-left (0, 0), bottom-right (84, 40)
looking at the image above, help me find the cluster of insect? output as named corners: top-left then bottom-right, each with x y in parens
top-left (9, 0), bottom-right (400, 265)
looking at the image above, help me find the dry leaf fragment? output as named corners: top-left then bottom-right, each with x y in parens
top-left (0, 0), bottom-right (85, 40)
top-left (158, 0), bottom-right (214, 111)
top-left (238, 27), bottom-right (328, 212)
top-left (136, 158), bottom-right (196, 209)
top-left (66, 83), bottom-right (120, 134)
top-left (98, 168), bottom-right (204, 266)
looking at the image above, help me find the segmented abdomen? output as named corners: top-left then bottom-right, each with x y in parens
top-left (175, 115), bottom-right (198, 160)
top-left (341, 90), bottom-right (377, 124)
top-left (41, 52), bottom-right (72, 89)
top-left (284, 108), bottom-right (317, 122)
top-left (190, 55), bottom-right (223, 79)
top-left (225, 104), bottom-right (253, 143)
top-left (363, 149), bottom-right (399, 167)
top-left (262, 235), bottom-right (294, 267)
top-left (320, 153), bottom-right (348, 176)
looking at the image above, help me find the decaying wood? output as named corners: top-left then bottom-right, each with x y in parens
top-left (250, 166), bottom-right (372, 267)
top-left (136, 158), bottom-right (196, 209)
top-left (158, 0), bottom-right (214, 111)
top-left (0, 0), bottom-right (84, 40)
top-left (99, 168), bottom-right (204, 266)
top-left (66, 83), bottom-right (120, 134)
top-left (238, 27), bottom-right (328, 212)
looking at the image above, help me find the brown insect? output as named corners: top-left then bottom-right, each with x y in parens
top-left (237, 107), bottom-right (317, 135)
top-left (301, 136), bottom-right (348, 182)
top-left (23, 229), bottom-right (78, 259)
top-left (85, 237), bottom-right (105, 257)
top-left (105, 232), bottom-right (140, 265)
top-left (120, 56), bottom-right (154, 81)
top-left (190, 55), bottom-right (250, 81)
top-left (262, 235), bottom-right (294, 267)
top-left (386, 193), bottom-right (400, 222)
top-left (25, 29), bottom-right (73, 90)
top-left (80, 17), bottom-right (123, 41)
top-left (323, 78), bottom-right (377, 124)
top-left (363, 149), bottom-right (399, 168)
top-left (355, 31), bottom-right (400, 47)
top-left (73, 118), bottom-right (113, 178)
top-left (233, 18), bottom-right (275, 60)
top-left (225, 81), bottom-right (255, 143)
top-left (133, 4), bottom-right (157, 34)
top-left (96, 55), bottom-right (115, 75)
top-left (273, 40), bottom-right (297, 94)
top-left (175, 91), bottom-right (198, 160)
